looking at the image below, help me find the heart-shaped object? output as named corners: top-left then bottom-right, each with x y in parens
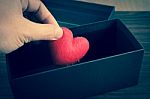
top-left (50, 27), bottom-right (89, 65)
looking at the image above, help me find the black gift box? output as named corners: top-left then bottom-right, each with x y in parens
top-left (6, 19), bottom-right (144, 99)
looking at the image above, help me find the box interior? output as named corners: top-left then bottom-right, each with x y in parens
top-left (6, 19), bottom-right (142, 79)
top-left (24, 0), bottom-right (114, 28)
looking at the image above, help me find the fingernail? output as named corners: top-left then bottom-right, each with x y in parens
top-left (54, 27), bottom-right (63, 40)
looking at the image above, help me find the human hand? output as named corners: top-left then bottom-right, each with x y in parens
top-left (0, 0), bottom-right (63, 53)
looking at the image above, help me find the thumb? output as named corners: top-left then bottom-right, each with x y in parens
top-left (21, 17), bottom-right (63, 42)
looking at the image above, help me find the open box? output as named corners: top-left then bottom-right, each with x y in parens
top-left (6, 19), bottom-right (144, 99)
top-left (24, 0), bottom-right (115, 28)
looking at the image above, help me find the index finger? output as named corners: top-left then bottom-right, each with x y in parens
top-left (21, 0), bottom-right (59, 26)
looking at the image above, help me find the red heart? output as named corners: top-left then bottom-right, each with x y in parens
top-left (50, 27), bottom-right (89, 65)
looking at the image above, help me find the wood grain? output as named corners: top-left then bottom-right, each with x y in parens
top-left (0, 12), bottom-right (150, 99)
top-left (79, 0), bottom-right (150, 11)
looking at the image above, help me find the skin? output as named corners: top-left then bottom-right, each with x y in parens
top-left (0, 0), bottom-right (63, 53)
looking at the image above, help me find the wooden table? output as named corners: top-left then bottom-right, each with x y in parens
top-left (0, 12), bottom-right (150, 99)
